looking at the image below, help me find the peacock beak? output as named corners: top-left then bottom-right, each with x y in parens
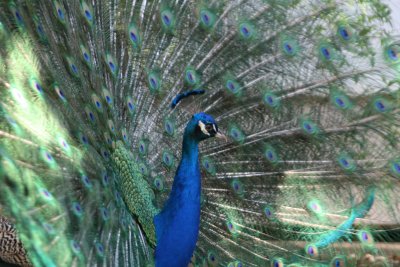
top-left (215, 131), bottom-right (227, 142)
top-left (212, 123), bottom-right (227, 141)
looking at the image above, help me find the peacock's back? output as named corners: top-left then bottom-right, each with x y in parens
top-left (0, 0), bottom-right (400, 266)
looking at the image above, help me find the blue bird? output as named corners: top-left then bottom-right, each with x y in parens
top-left (155, 113), bottom-right (225, 267)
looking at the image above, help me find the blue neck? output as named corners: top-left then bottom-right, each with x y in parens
top-left (166, 135), bottom-right (201, 204)
top-left (182, 134), bottom-right (199, 156)
top-left (154, 133), bottom-right (202, 267)
top-left (179, 135), bottom-right (200, 178)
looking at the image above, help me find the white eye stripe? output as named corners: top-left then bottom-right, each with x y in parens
top-left (198, 121), bottom-right (210, 136)
top-left (213, 124), bottom-right (217, 132)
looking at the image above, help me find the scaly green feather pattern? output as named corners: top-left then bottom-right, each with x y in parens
top-left (112, 141), bottom-right (159, 247)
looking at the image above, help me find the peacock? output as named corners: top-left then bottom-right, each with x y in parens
top-left (1, 0), bottom-right (400, 266)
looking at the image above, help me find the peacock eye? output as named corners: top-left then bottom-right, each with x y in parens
top-left (205, 124), bottom-right (213, 132)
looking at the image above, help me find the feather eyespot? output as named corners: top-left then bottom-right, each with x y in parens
top-left (72, 202), bottom-right (83, 217)
top-left (307, 200), bottom-right (323, 215)
top-left (33, 81), bottom-right (43, 93)
top-left (81, 174), bottom-right (92, 189)
top-left (40, 188), bottom-right (53, 200)
top-left (305, 244), bottom-right (319, 257)
top-left (264, 206), bottom-right (274, 220)
top-left (335, 97), bottom-right (344, 107)
top-left (162, 151), bottom-right (174, 167)
top-left (127, 98), bottom-right (135, 114)
top-left (72, 64), bottom-right (77, 73)
top-left (163, 14), bottom-right (171, 25)
top-left (265, 145), bottom-right (279, 164)
top-left (390, 160), bottom-right (400, 177)
top-left (207, 251), bottom-right (218, 266)
top-left (164, 119), bottom-right (175, 136)
top-left (202, 157), bottom-right (216, 175)
top-left (231, 179), bottom-right (244, 196)
top-left (102, 173), bottom-right (109, 186)
top-left (321, 47), bottom-right (331, 59)
top-left (301, 119), bottom-right (319, 135)
top-left (37, 24), bottom-right (44, 35)
top-left (282, 40), bottom-right (298, 56)
top-left (128, 23), bottom-right (141, 48)
top-left (80, 134), bottom-right (88, 145)
top-left (185, 68), bottom-right (199, 85)
top-left (161, 9), bottom-right (174, 30)
top-left (239, 22), bottom-right (255, 39)
top-left (84, 10), bottom-right (92, 20)
top-left (226, 80), bottom-right (240, 94)
top-left (202, 13), bottom-right (209, 24)
top-left (130, 31), bottom-right (137, 41)
top-left (330, 256), bottom-right (346, 267)
top-left (373, 98), bottom-right (391, 113)
top-left (95, 243), bottom-right (104, 257)
top-left (386, 45), bottom-right (400, 62)
top-left (338, 25), bottom-right (352, 41)
top-left (264, 92), bottom-right (280, 108)
top-left (199, 9), bottom-right (216, 29)
top-left (100, 207), bottom-right (109, 221)
top-left (271, 258), bottom-right (284, 267)
top-left (57, 9), bottom-right (64, 20)
top-left (358, 230), bottom-right (374, 245)
top-left (139, 162), bottom-right (149, 176)
top-left (102, 149), bottom-right (110, 159)
top-left (226, 220), bottom-right (238, 235)
top-left (337, 154), bottom-right (356, 171)
top-left (70, 240), bottom-right (81, 254)
top-left (138, 140), bottom-right (147, 155)
top-left (15, 11), bottom-right (23, 23)
top-left (318, 43), bottom-right (336, 61)
top-left (154, 176), bottom-right (164, 191)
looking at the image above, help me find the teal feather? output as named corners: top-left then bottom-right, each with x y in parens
top-left (0, 1), bottom-right (400, 267)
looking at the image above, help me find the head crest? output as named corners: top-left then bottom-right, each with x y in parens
top-left (170, 89), bottom-right (205, 109)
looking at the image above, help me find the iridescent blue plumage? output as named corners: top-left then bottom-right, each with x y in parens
top-left (170, 89), bottom-right (205, 109)
top-left (155, 113), bottom-right (219, 267)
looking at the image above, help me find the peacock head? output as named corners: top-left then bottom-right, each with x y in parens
top-left (185, 112), bottom-right (226, 142)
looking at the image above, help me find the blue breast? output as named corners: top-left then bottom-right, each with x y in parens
top-left (154, 136), bottom-right (201, 267)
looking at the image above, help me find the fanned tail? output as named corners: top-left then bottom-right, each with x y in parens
top-left (0, 0), bottom-right (400, 266)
